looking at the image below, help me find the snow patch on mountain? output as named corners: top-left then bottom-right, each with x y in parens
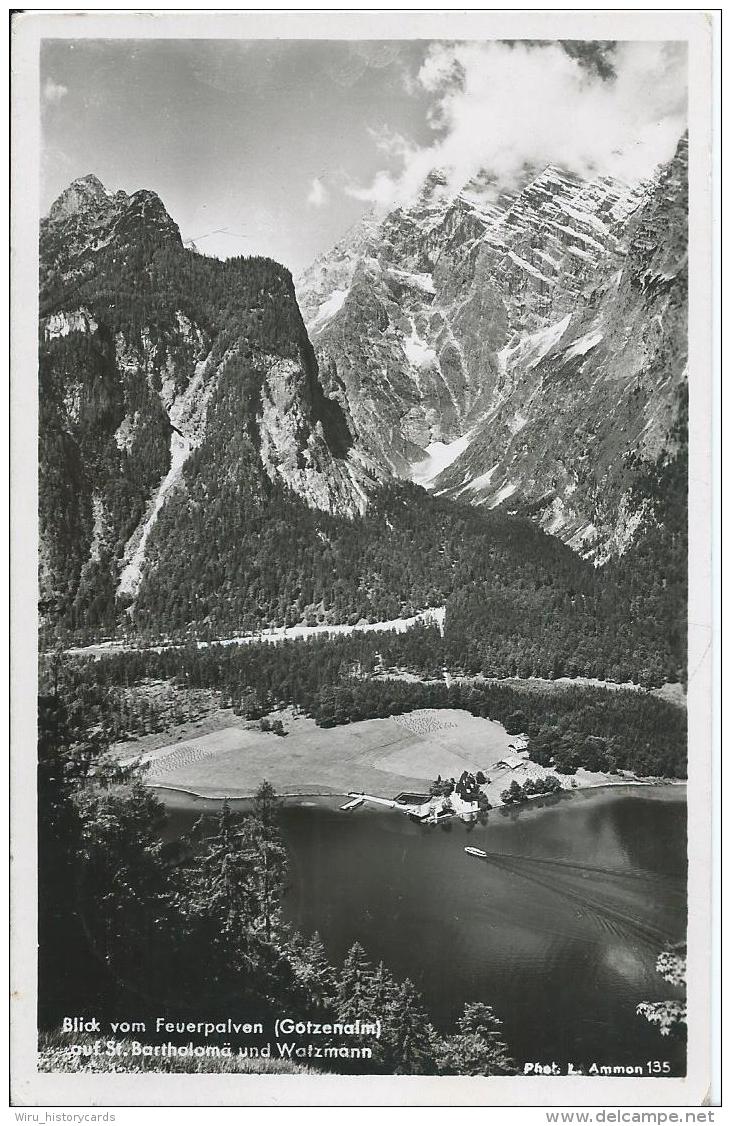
top-left (403, 320), bottom-right (438, 369)
top-left (554, 223), bottom-right (605, 253)
top-left (461, 463), bottom-right (500, 494)
top-left (564, 330), bottom-right (603, 360)
top-left (506, 251), bottom-right (555, 286)
top-left (486, 482), bottom-right (517, 509)
top-left (389, 268), bottom-right (436, 294)
top-left (411, 435), bottom-right (471, 486)
top-left (565, 244), bottom-right (594, 263)
top-left (500, 314), bottom-right (572, 373)
top-left (311, 288), bottom-right (349, 329)
top-left (562, 204), bottom-right (609, 235)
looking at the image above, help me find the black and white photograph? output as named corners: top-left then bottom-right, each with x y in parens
top-left (10, 10), bottom-right (716, 1108)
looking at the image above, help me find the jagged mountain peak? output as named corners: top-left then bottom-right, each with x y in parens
top-left (65, 171), bottom-right (106, 194)
top-left (111, 187), bottom-right (182, 246)
top-left (45, 175), bottom-right (179, 237)
top-left (41, 177), bottom-right (183, 294)
top-left (47, 173), bottom-right (117, 222)
top-left (412, 168), bottom-right (450, 206)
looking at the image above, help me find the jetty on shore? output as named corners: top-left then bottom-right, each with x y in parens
top-left (339, 796), bottom-right (365, 811)
top-left (347, 790), bottom-right (481, 823)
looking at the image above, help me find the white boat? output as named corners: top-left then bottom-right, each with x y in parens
top-left (340, 796), bottom-right (365, 811)
top-left (464, 846), bottom-right (487, 858)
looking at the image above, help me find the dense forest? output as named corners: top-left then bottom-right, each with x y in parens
top-left (38, 694), bottom-right (515, 1076)
top-left (42, 470), bottom-right (686, 689)
top-left (131, 475), bottom-right (685, 687)
top-left (44, 621), bottom-right (687, 778)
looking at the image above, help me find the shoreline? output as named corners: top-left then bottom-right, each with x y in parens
top-left (151, 777), bottom-right (686, 809)
top-left (151, 783), bottom-right (348, 803)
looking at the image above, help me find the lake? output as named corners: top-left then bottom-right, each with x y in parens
top-left (160, 785), bottom-right (687, 1074)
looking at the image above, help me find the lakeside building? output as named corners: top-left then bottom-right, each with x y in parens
top-left (495, 753), bottom-right (525, 771)
top-left (353, 784), bottom-right (481, 823)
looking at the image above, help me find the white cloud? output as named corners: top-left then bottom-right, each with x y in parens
top-left (347, 41), bottom-right (687, 208)
top-left (307, 177), bottom-right (329, 208)
top-left (43, 78), bottom-right (69, 104)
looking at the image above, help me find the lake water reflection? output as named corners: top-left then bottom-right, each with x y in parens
top-left (161, 785), bottom-right (687, 1074)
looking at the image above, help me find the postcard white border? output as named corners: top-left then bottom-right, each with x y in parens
top-left (10, 8), bottom-right (717, 1108)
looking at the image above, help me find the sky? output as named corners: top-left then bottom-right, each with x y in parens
top-left (41, 39), bottom-right (688, 274)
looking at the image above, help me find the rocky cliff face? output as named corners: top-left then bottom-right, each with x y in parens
top-left (434, 137), bottom-right (688, 559)
top-left (39, 176), bottom-right (366, 630)
top-left (296, 138), bottom-right (687, 559)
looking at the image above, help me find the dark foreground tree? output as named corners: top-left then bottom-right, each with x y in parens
top-left (174, 788), bottom-right (296, 1014)
top-left (289, 931), bottom-right (337, 1011)
top-left (336, 942), bottom-right (375, 1020)
top-left (436, 1003), bottom-right (517, 1075)
top-left (38, 691), bottom-right (180, 1020)
top-left (381, 978), bottom-right (439, 1075)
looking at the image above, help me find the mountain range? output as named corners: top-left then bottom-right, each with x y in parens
top-left (38, 139), bottom-right (687, 672)
top-left (296, 137), bottom-right (687, 561)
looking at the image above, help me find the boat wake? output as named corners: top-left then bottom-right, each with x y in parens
top-left (480, 848), bottom-right (686, 889)
top-left (468, 849), bottom-right (685, 948)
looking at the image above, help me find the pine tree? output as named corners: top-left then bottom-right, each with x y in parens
top-left (336, 942), bottom-right (374, 1021)
top-left (435, 1002), bottom-right (516, 1075)
top-left (296, 931), bottom-right (337, 1010)
top-left (248, 782), bottom-right (287, 943)
top-left (184, 801), bottom-right (257, 940)
top-left (382, 978), bottom-right (437, 1075)
top-left (368, 960), bottom-right (396, 1013)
